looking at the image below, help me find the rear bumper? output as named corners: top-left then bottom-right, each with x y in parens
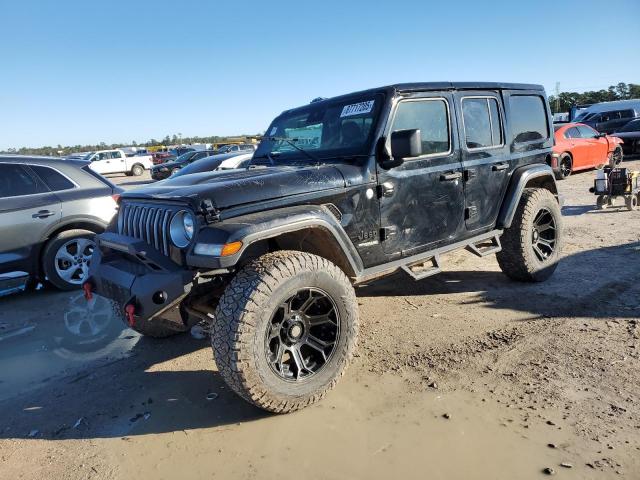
top-left (88, 233), bottom-right (196, 328)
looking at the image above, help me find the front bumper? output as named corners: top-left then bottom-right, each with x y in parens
top-left (87, 233), bottom-right (196, 328)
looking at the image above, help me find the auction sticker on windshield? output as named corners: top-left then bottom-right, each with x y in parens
top-left (341, 100), bottom-right (374, 118)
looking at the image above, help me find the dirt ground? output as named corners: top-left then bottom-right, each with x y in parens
top-left (1, 160), bottom-right (639, 480)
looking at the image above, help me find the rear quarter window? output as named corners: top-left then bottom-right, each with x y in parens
top-left (30, 165), bottom-right (75, 191)
top-left (509, 95), bottom-right (549, 143)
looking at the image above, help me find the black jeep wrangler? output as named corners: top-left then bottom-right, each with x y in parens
top-left (87, 82), bottom-right (562, 413)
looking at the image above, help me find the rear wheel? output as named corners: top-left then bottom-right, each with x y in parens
top-left (556, 154), bottom-right (572, 180)
top-left (131, 164), bottom-right (145, 176)
top-left (211, 251), bottom-right (358, 413)
top-left (497, 188), bottom-right (562, 282)
top-left (42, 229), bottom-right (96, 290)
top-left (626, 194), bottom-right (638, 211)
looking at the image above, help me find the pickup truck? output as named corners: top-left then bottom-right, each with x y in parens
top-left (84, 149), bottom-right (153, 176)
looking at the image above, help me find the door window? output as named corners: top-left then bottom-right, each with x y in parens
top-left (577, 125), bottom-right (598, 138)
top-left (391, 99), bottom-right (450, 156)
top-left (509, 95), bottom-right (549, 143)
top-left (461, 97), bottom-right (503, 149)
top-left (30, 165), bottom-right (75, 191)
top-left (0, 163), bottom-right (48, 198)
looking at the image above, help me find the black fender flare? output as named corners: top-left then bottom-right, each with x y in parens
top-left (186, 204), bottom-right (364, 275)
top-left (496, 164), bottom-right (559, 229)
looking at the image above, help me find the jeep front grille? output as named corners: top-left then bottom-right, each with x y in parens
top-left (117, 203), bottom-right (174, 256)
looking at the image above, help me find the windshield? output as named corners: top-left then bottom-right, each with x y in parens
top-left (254, 94), bottom-right (383, 164)
top-left (175, 151), bottom-right (195, 164)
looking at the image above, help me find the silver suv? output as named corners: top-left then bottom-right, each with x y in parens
top-left (0, 156), bottom-right (120, 291)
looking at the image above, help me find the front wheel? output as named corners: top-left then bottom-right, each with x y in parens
top-left (211, 251), bottom-right (358, 413)
top-left (610, 147), bottom-right (623, 167)
top-left (42, 229), bottom-right (96, 290)
top-left (497, 188), bottom-right (563, 282)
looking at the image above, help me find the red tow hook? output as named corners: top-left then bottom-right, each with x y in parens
top-left (125, 304), bottom-right (136, 327)
top-left (82, 281), bottom-right (93, 301)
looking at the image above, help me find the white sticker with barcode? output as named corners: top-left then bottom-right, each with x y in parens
top-left (340, 100), bottom-right (374, 118)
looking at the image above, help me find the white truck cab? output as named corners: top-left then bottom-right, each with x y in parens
top-left (86, 149), bottom-right (153, 176)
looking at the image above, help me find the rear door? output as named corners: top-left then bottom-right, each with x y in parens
top-left (111, 150), bottom-right (127, 173)
top-left (0, 163), bottom-right (61, 273)
top-left (454, 92), bottom-right (509, 232)
top-left (377, 92), bottom-right (465, 255)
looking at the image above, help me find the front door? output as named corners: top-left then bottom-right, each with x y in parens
top-left (377, 92), bottom-right (465, 256)
top-left (454, 92), bottom-right (511, 231)
top-left (577, 124), bottom-right (608, 166)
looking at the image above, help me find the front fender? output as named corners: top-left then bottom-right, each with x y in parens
top-left (186, 204), bottom-right (364, 274)
top-left (496, 164), bottom-right (558, 229)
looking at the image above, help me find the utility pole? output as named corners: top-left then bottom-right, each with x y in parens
top-left (555, 82), bottom-right (561, 113)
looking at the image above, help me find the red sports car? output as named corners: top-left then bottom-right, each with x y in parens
top-left (551, 123), bottom-right (624, 179)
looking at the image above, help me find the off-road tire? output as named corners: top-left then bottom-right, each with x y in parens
top-left (131, 164), bottom-right (144, 176)
top-left (555, 153), bottom-right (572, 180)
top-left (497, 188), bottom-right (562, 282)
top-left (42, 229), bottom-right (96, 291)
top-left (626, 194), bottom-right (638, 211)
top-left (211, 251), bottom-right (358, 413)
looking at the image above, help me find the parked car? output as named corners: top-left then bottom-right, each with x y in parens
top-left (551, 123), bottom-right (624, 179)
top-left (573, 100), bottom-right (640, 134)
top-left (170, 152), bottom-right (252, 178)
top-left (83, 149), bottom-right (153, 176)
top-left (216, 143), bottom-right (257, 154)
top-left (612, 119), bottom-right (640, 155)
top-left (150, 150), bottom-right (217, 180)
top-left (169, 147), bottom-right (195, 157)
top-left (151, 152), bottom-right (176, 165)
top-left (87, 82), bottom-right (562, 413)
top-left (0, 156), bottom-right (120, 291)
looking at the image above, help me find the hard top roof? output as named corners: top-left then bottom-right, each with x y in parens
top-left (280, 82), bottom-right (545, 115)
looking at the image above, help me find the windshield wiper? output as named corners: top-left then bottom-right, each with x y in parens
top-left (265, 136), bottom-right (322, 165)
top-left (245, 151), bottom-right (276, 169)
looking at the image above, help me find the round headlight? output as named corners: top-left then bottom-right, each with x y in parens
top-left (169, 210), bottom-right (195, 248)
top-left (183, 212), bottom-right (194, 240)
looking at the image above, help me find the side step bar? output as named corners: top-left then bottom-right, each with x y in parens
top-left (401, 254), bottom-right (441, 281)
top-left (465, 234), bottom-right (502, 258)
top-left (355, 229), bottom-right (503, 284)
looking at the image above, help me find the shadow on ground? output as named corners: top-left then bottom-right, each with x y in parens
top-left (0, 242), bottom-right (637, 440)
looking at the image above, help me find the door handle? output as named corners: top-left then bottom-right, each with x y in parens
top-left (440, 171), bottom-right (462, 181)
top-left (32, 210), bottom-right (55, 219)
top-left (492, 163), bottom-right (508, 171)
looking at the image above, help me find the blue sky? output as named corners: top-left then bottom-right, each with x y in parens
top-left (1, 0), bottom-right (639, 150)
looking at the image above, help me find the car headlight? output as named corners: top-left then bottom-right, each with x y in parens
top-left (169, 210), bottom-right (195, 248)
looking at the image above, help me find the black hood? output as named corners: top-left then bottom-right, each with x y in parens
top-left (123, 165), bottom-right (347, 209)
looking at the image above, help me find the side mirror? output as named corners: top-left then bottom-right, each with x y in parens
top-left (391, 128), bottom-right (421, 161)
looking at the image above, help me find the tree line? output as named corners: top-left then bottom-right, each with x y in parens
top-left (3, 83), bottom-right (639, 155)
top-left (1, 133), bottom-right (261, 157)
top-left (548, 82), bottom-right (640, 114)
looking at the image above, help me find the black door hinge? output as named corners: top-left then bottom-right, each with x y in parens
top-left (464, 169), bottom-right (477, 181)
top-left (465, 205), bottom-right (479, 220)
top-left (376, 182), bottom-right (395, 198)
top-left (200, 199), bottom-right (221, 223)
top-left (380, 226), bottom-right (397, 241)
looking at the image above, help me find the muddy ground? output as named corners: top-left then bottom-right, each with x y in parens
top-left (1, 160), bottom-right (639, 479)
